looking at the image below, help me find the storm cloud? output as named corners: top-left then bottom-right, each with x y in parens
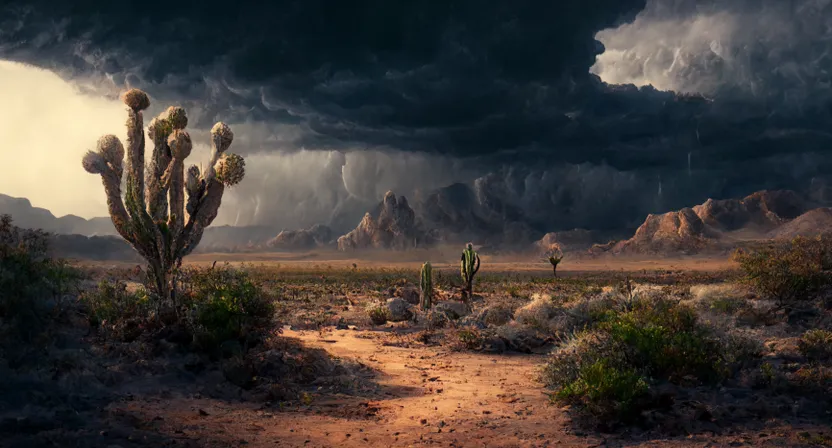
top-left (0, 0), bottom-right (830, 234)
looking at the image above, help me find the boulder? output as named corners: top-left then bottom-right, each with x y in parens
top-left (396, 286), bottom-right (421, 305)
top-left (433, 301), bottom-right (471, 320)
top-left (385, 298), bottom-right (413, 322)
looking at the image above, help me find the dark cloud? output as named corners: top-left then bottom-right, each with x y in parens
top-left (1, 0), bottom-right (831, 235)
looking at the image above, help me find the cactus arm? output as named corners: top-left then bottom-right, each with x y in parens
top-left (124, 108), bottom-right (147, 213)
top-left (473, 253), bottom-right (480, 276)
top-left (99, 166), bottom-right (137, 246)
top-left (146, 115), bottom-right (173, 221)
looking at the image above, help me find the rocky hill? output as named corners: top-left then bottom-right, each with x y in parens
top-left (337, 191), bottom-right (429, 250)
top-left (591, 190), bottom-right (819, 255)
top-left (266, 224), bottom-right (333, 251)
top-left (767, 207), bottom-right (832, 240)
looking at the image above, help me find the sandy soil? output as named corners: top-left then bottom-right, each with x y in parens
top-left (78, 251), bottom-right (738, 275)
top-left (112, 328), bottom-right (823, 448)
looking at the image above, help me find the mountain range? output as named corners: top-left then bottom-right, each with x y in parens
top-left (2, 186), bottom-right (831, 261)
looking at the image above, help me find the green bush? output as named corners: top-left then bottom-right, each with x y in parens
top-left (555, 360), bottom-right (649, 418)
top-left (542, 297), bottom-right (738, 421)
top-left (367, 304), bottom-right (388, 325)
top-left (732, 235), bottom-right (832, 311)
top-left (80, 280), bottom-right (153, 341)
top-left (0, 215), bottom-right (81, 341)
top-left (180, 264), bottom-right (275, 350)
top-left (798, 329), bottom-right (832, 362)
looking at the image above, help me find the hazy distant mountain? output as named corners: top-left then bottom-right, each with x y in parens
top-left (0, 194), bottom-right (116, 235)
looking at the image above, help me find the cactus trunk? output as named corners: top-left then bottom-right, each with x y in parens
top-left (420, 261), bottom-right (433, 310)
top-left (460, 243), bottom-right (480, 303)
top-left (82, 89), bottom-right (245, 313)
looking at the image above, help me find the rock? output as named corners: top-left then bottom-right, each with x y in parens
top-left (482, 336), bottom-right (507, 353)
top-left (396, 287), bottom-right (421, 305)
top-left (222, 359), bottom-right (254, 389)
top-left (425, 310), bottom-right (448, 328)
top-left (474, 305), bottom-right (514, 327)
top-left (386, 298), bottom-right (413, 322)
top-left (433, 301), bottom-right (471, 320)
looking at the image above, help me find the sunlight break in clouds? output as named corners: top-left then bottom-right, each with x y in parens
top-left (0, 60), bottom-right (125, 219)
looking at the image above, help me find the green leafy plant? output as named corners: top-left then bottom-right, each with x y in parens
top-left (179, 264), bottom-right (275, 350)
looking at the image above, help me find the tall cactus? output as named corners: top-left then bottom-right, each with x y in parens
top-left (82, 89), bottom-right (245, 311)
top-left (420, 261), bottom-right (433, 310)
top-left (460, 243), bottom-right (480, 303)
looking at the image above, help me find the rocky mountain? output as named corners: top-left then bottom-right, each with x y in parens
top-left (534, 229), bottom-right (599, 254)
top-left (337, 191), bottom-right (429, 250)
top-left (0, 194), bottom-right (116, 235)
top-left (767, 208), bottom-right (832, 240)
top-left (591, 190), bottom-right (818, 255)
top-left (50, 234), bottom-right (140, 261)
top-left (266, 224), bottom-right (333, 251)
top-left (418, 182), bottom-right (544, 248)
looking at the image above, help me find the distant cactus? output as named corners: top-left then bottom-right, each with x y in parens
top-left (420, 261), bottom-right (433, 310)
top-left (546, 249), bottom-right (564, 278)
top-left (460, 243), bottom-right (480, 303)
top-left (82, 89), bottom-right (245, 312)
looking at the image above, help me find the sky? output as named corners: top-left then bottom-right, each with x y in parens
top-left (0, 0), bottom-right (830, 233)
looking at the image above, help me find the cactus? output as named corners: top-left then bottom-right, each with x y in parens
top-left (420, 261), bottom-right (433, 310)
top-left (460, 243), bottom-right (480, 303)
top-left (82, 89), bottom-right (245, 312)
top-left (547, 250), bottom-right (564, 278)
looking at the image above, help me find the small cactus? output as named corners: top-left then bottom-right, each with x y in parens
top-left (460, 243), bottom-right (480, 303)
top-left (82, 89), bottom-right (245, 312)
top-left (547, 249), bottom-right (564, 278)
top-left (420, 261), bottom-right (433, 310)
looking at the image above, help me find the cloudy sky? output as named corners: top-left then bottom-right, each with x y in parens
top-left (0, 0), bottom-right (830, 233)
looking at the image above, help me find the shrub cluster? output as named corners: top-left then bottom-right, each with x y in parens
top-left (732, 235), bottom-right (832, 311)
top-left (0, 215), bottom-right (82, 342)
top-left (82, 263), bottom-right (276, 354)
top-left (542, 296), bottom-right (747, 422)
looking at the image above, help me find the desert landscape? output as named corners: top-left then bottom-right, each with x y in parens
top-left (2, 131), bottom-right (832, 448)
top-left (3, 1), bottom-right (832, 446)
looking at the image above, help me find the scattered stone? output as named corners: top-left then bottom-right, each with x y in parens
top-left (434, 301), bottom-right (471, 320)
top-left (386, 298), bottom-right (413, 322)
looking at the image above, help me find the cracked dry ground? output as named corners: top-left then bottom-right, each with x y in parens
top-left (114, 329), bottom-right (825, 448)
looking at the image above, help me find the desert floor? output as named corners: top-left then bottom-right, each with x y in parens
top-left (5, 252), bottom-right (831, 448)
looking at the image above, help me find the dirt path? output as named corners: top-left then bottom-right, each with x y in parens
top-left (113, 328), bottom-right (602, 447)
top-left (112, 329), bottom-right (810, 448)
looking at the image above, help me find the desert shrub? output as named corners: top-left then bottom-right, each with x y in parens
top-left (180, 265), bottom-right (275, 350)
top-left (542, 297), bottom-right (738, 422)
top-left (732, 236), bottom-right (832, 311)
top-left (0, 215), bottom-right (81, 341)
top-left (556, 360), bottom-right (649, 418)
top-left (798, 329), bottom-right (832, 362)
top-left (453, 328), bottom-right (484, 350)
top-left (80, 280), bottom-right (154, 341)
top-left (514, 294), bottom-right (559, 331)
top-left (367, 304), bottom-right (389, 325)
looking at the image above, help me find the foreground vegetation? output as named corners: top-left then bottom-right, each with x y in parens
top-left (2, 215), bottom-right (831, 445)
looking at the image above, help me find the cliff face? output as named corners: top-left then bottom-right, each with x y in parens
top-left (337, 191), bottom-right (428, 250)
